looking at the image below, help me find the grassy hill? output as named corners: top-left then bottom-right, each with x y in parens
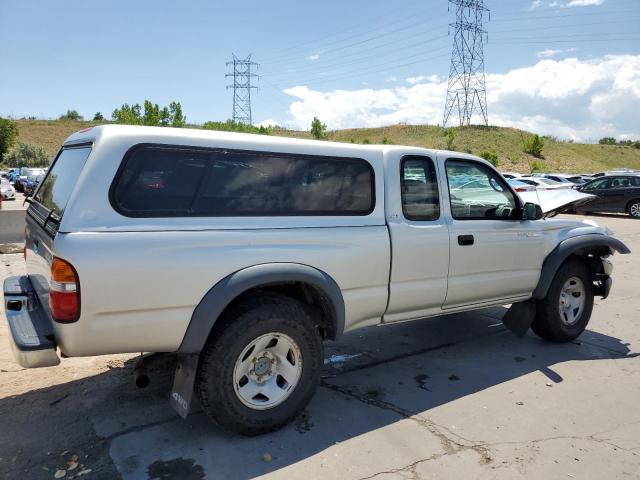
top-left (11, 119), bottom-right (640, 174)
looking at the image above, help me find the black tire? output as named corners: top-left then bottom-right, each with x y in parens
top-left (196, 294), bottom-right (323, 436)
top-left (627, 200), bottom-right (640, 219)
top-left (532, 259), bottom-right (594, 342)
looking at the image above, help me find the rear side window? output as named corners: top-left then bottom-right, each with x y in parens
top-left (400, 156), bottom-right (439, 221)
top-left (35, 146), bottom-right (91, 218)
top-left (111, 146), bottom-right (375, 217)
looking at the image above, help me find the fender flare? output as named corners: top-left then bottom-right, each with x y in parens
top-left (532, 234), bottom-right (630, 300)
top-left (178, 263), bottom-right (345, 354)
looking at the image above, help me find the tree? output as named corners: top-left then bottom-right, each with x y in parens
top-left (599, 137), bottom-right (617, 145)
top-left (59, 109), bottom-right (83, 121)
top-left (3, 142), bottom-right (50, 168)
top-left (93, 112), bottom-right (104, 121)
top-left (159, 107), bottom-right (171, 126)
top-left (523, 134), bottom-right (544, 158)
top-left (444, 128), bottom-right (455, 150)
top-left (169, 102), bottom-right (185, 127)
top-left (479, 151), bottom-right (499, 167)
top-left (112, 103), bottom-right (142, 125)
top-left (310, 117), bottom-right (327, 140)
top-left (143, 100), bottom-right (160, 126)
top-left (0, 118), bottom-right (19, 161)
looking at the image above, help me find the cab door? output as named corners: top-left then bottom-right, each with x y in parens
top-left (441, 157), bottom-right (544, 308)
top-left (384, 154), bottom-right (450, 322)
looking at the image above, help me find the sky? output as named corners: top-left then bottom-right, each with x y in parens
top-left (0, 0), bottom-right (639, 142)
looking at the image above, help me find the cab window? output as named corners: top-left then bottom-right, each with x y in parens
top-left (446, 159), bottom-right (519, 220)
top-left (400, 156), bottom-right (439, 221)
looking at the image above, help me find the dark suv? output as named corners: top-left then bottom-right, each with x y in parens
top-left (577, 175), bottom-right (640, 218)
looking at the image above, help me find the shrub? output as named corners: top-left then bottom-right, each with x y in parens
top-left (93, 112), bottom-right (104, 121)
top-left (444, 129), bottom-right (455, 150)
top-left (479, 151), bottom-right (499, 167)
top-left (310, 117), bottom-right (327, 140)
top-left (530, 160), bottom-right (546, 173)
top-left (202, 120), bottom-right (271, 135)
top-left (0, 118), bottom-right (19, 161)
top-left (362, 139), bottom-right (370, 144)
top-left (381, 137), bottom-right (393, 145)
top-left (59, 109), bottom-right (83, 121)
top-left (3, 142), bottom-right (50, 168)
top-left (523, 134), bottom-right (544, 158)
top-left (598, 137), bottom-right (617, 145)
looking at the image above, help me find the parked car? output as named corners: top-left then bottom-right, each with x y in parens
top-left (3, 125), bottom-right (629, 435)
top-left (0, 178), bottom-right (16, 200)
top-left (500, 172), bottom-right (522, 179)
top-left (576, 175), bottom-right (640, 218)
top-left (542, 174), bottom-right (585, 185)
top-left (518, 177), bottom-right (572, 190)
top-left (23, 174), bottom-right (44, 197)
top-left (507, 178), bottom-right (536, 192)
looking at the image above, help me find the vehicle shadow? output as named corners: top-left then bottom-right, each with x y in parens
top-left (0, 308), bottom-right (637, 479)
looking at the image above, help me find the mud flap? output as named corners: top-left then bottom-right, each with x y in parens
top-left (502, 301), bottom-right (536, 337)
top-left (169, 354), bottom-right (199, 418)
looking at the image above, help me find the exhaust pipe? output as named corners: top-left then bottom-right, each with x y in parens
top-left (134, 362), bottom-right (150, 388)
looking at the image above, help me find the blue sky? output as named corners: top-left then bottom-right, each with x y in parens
top-left (1, 0), bottom-right (639, 141)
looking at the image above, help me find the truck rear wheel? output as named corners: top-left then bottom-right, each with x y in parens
top-left (196, 295), bottom-right (322, 435)
top-left (532, 259), bottom-right (594, 342)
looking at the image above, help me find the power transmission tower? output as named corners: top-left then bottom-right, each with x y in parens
top-left (226, 54), bottom-right (259, 124)
top-left (442, 0), bottom-right (490, 127)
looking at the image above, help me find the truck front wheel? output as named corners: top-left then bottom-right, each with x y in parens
top-left (532, 259), bottom-right (594, 342)
top-left (196, 295), bottom-right (322, 435)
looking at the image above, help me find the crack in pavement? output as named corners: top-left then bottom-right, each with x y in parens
top-left (320, 380), bottom-right (492, 466)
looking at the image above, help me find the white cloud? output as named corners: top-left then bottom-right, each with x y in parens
top-left (407, 74), bottom-right (442, 84)
top-left (532, 0), bottom-right (604, 8)
top-left (280, 54), bottom-right (640, 141)
top-left (537, 48), bottom-right (577, 58)
top-left (255, 118), bottom-right (281, 128)
top-left (306, 54), bottom-right (320, 61)
top-left (563, 0), bottom-right (605, 6)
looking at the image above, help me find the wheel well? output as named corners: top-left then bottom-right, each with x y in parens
top-left (219, 282), bottom-right (337, 340)
top-left (625, 198), bottom-right (640, 212)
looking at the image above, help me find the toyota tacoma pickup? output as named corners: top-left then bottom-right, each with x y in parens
top-left (3, 125), bottom-right (630, 435)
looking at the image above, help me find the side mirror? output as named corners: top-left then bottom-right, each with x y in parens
top-left (522, 202), bottom-right (543, 221)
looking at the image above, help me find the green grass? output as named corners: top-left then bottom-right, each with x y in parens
top-left (11, 120), bottom-right (640, 174)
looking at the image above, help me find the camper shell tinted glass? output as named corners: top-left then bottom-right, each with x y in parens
top-left (110, 144), bottom-right (375, 217)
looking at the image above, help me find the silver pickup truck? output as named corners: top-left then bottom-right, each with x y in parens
top-left (3, 125), bottom-right (629, 435)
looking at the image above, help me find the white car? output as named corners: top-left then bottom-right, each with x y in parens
top-left (0, 178), bottom-right (16, 200)
top-left (518, 177), bottom-right (572, 190)
top-left (3, 125), bottom-right (629, 435)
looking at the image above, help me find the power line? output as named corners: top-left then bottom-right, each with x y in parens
top-left (226, 54), bottom-right (259, 124)
top-left (443, 0), bottom-right (490, 127)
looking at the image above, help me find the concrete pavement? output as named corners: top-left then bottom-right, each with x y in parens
top-left (1, 214), bottom-right (639, 479)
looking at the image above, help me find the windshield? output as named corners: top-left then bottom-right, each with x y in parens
top-left (34, 146), bottom-right (91, 218)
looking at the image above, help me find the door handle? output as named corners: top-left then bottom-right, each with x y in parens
top-left (458, 234), bottom-right (474, 246)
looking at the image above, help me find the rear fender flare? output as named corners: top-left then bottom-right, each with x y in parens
top-left (532, 234), bottom-right (630, 300)
top-left (178, 263), bottom-right (345, 354)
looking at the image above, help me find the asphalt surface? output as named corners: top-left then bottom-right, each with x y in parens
top-left (0, 213), bottom-right (639, 479)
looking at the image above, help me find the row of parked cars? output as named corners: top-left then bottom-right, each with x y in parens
top-left (0, 167), bottom-right (47, 208)
top-left (502, 170), bottom-right (640, 218)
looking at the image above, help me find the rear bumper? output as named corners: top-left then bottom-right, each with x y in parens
top-left (3, 276), bottom-right (60, 368)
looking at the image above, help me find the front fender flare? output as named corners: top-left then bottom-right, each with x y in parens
top-left (532, 234), bottom-right (630, 300)
top-left (178, 263), bottom-right (345, 354)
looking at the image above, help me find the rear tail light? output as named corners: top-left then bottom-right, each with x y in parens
top-left (515, 187), bottom-right (526, 192)
top-left (49, 257), bottom-right (80, 322)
